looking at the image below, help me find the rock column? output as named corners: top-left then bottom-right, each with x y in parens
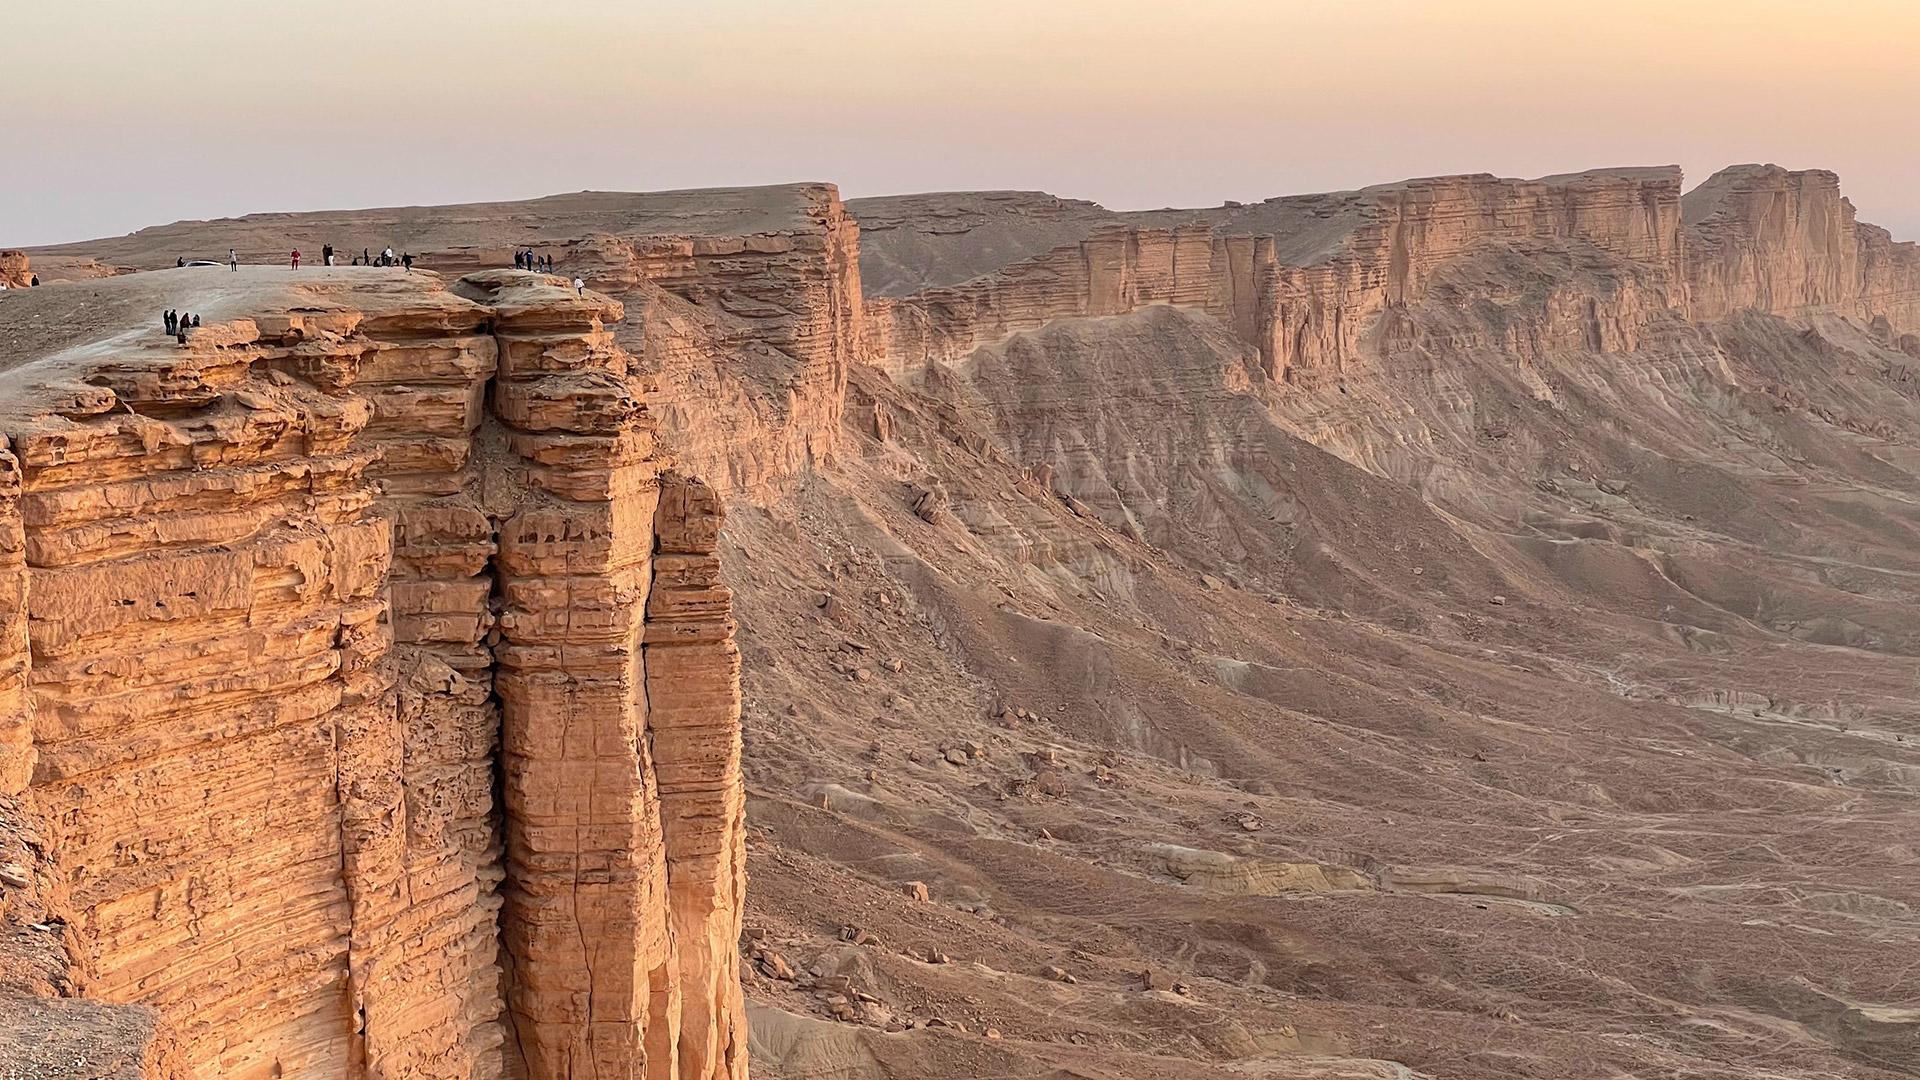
top-left (645, 477), bottom-right (746, 1080)
top-left (484, 278), bottom-right (680, 1078)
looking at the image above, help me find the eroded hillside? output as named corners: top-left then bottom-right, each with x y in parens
top-left (2, 163), bottom-right (1917, 1080)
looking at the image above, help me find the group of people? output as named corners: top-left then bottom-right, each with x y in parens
top-left (349, 246), bottom-right (412, 270)
top-left (513, 248), bottom-right (584, 294)
top-left (162, 308), bottom-right (201, 343)
top-left (281, 245), bottom-right (413, 271)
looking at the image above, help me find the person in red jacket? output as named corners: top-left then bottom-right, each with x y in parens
top-left (291, 249), bottom-right (301, 269)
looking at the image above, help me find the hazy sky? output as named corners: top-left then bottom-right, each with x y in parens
top-left (5, 1), bottom-right (1917, 246)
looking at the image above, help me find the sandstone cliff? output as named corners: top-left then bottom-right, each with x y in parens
top-left (0, 251), bottom-right (29, 289)
top-left (21, 184), bottom-right (872, 501)
top-left (860, 165), bottom-right (1920, 391)
top-left (0, 268), bottom-right (746, 1080)
top-left (1684, 164), bottom-right (1920, 327)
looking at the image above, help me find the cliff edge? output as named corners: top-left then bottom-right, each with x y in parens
top-left (0, 267), bottom-right (746, 1080)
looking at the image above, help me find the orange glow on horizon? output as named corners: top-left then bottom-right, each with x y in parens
top-left (4, 0), bottom-right (1916, 245)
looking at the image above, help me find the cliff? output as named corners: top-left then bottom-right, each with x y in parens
top-left (860, 164), bottom-right (1919, 389)
top-left (0, 268), bottom-right (745, 1080)
top-left (21, 184), bottom-right (872, 500)
top-left (861, 169), bottom-right (1685, 382)
top-left (0, 251), bottom-right (28, 289)
top-left (1684, 164), bottom-right (1920, 327)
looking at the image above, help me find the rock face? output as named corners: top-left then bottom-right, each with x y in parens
top-left (864, 222), bottom-right (1226, 375)
top-left (21, 184), bottom-right (872, 501)
top-left (1683, 164), bottom-right (1920, 326)
top-left (0, 251), bottom-right (28, 288)
top-left (598, 193), bottom-right (866, 498)
top-left (0, 269), bottom-right (745, 1079)
top-left (858, 169), bottom-right (1690, 383)
top-left (861, 165), bottom-right (1920, 390)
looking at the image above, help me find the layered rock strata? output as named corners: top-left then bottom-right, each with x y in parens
top-left (596, 195), bottom-right (866, 498)
top-left (380, 187), bottom-right (867, 500)
top-left (862, 169), bottom-right (1689, 382)
top-left (1683, 164), bottom-right (1920, 327)
top-left (864, 165), bottom-right (1920, 387)
top-left (21, 185), bottom-right (870, 500)
top-left (0, 269), bottom-right (745, 1079)
top-left (0, 251), bottom-right (27, 288)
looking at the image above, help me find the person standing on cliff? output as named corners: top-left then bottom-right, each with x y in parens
top-left (229, 248), bottom-right (238, 271)
top-left (402, 252), bottom-right (414, 273)
top-left (322, 244), bottom-right (334, 267)
top-left (163, 310), bottom-right (175, 335)
top-left (291, 249), bottom-right (301, 269)
top-left (572, 275), bottom-right (585, 296)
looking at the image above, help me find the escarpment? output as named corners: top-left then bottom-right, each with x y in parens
top-left (859, 164), bottom-right (1920, 391)
top-left (1683, 164), bottom-right (1920, 326)
top-left (858, 169), bottom-right (1690, 383)
top-left (0, 269), bottom-right (745, 1079)
top-left (23, 184), bottom-right (872, 501)
top-left (4, 160), bottom-right (1919, 1080)
top-left (0, 252), bottom-right (28, 289)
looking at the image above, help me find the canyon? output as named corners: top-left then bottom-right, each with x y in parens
top-left (1, 162), bottom-right (1917, 1080)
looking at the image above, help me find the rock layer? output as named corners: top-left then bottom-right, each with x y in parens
top-left (21, 184), bottom-right (872, 501)
top-left (0, 269), bottom-right (746, 1079)
top-left (862, 165), bottom-right (1920, 390)
top-left (0, 251), bottom-right (28, 289)
top-left (1683, 164), bottom-right (1920, 326)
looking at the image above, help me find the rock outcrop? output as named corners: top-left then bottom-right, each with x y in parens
top-left (862, 165), bottom-right (1920, 391)
top-left (20, 184), bottom-right (872, 501)
top-left (1683, 164), bottom-right (1920, 326)
top-left (0, 251), bottom-right (28, 288)
top-left (0, 269), bottom-right (745, 1079)
top-left (860, 169), bottom-right (1690, 384)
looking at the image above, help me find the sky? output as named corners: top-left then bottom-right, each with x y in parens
top-left (4, 0), bottom-right (1917, 246)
